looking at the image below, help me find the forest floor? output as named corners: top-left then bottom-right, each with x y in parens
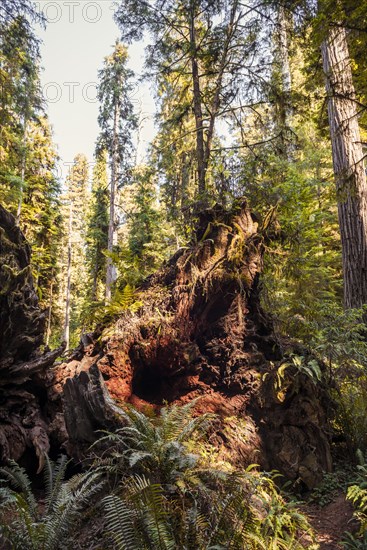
top-left (300, 492), bottom-right (357, 549)
top-left (57, 492), bottom-right (358, 550)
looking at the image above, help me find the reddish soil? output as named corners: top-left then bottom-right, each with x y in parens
top-left (301, 492), bottom-right (357, 549)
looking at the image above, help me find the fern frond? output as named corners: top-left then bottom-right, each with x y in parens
top-left (0, 461), bottom-right (38, 519)
top-left (103, 494), bottom-right (139, 550)
top-left (127, 476), bottom-right (175, 550)
top-left (44, 454), bottom-right (69, 514)
top-left (43, 471), bottom-right (104, 550)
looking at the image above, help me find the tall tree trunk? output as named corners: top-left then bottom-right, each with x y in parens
top-left (63, 201), bottom-right (72, 349)
top-left (189, 7), bottom-right (206, 196)
top-left (105, 101), bottom-right (120, 302)
top-left (321, 26), bottom-right (367, 309)
top-left (274, 5), bottom-right (293, 159)
top-left (204, 0), bottom-right (239, 170)
top-left (45, 276), bottom-right (54, 347)
top-left (277, 6), bottom-right (292, 118)
top-left (15, 119), bottom-right (27, 225)
top-left (92, 260), bottom-right (98, 302)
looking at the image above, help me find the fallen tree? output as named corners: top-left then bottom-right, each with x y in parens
top-left (0, 205), bottom-right (64, 470)
top-left (55, 201), bottom-right (332, 488)
top-left (0, 202), bottom-right (332, 487)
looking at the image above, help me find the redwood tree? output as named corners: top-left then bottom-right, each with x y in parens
top-left (321, 25), bottom-right (367, 309)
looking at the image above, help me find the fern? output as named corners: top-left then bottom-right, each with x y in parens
top-left (0, 460), bottom-right (38, 519)
top-left (0, 456), bottom-right (104, 550)
top-left (93, 399), bottom-right (215, 488)
top-left (104, 494), bottom-right (139, 550)
top-left (97, 402), bottom-right (313, 549)
top-left (103, 476), bottom-right (175, 550)
top-left (44, 454), bottom-right (69, 514)
top-left (84, 284), bottom-right (143, 330)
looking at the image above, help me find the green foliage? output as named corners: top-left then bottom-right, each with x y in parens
top-left (298, 304), bottom-right (367, 369)
top-left (265, 354), bottom-right (322, 403)
top-left (103, 476), bottom-right (176, 550)
top-left (344, 455), bottom-right (367, 546)
top-left (0, 14), bottom-right (62, 340)
top-left (83, 283), bottom-right (142, 331)
top-left (0, 456), bottom-right (104, 550)
top-left (94, 401), bottom-right (315, 549)
top-left (21, 117), bottom-right (62, 314)
top-left (300, 304), bottom-right (367, 455)
top-left (127, 166), bottom-right (175, 277)
top-left (85, 150), bottom-right (109, 303)
top-left (102, 165), bottom-right (176, 292)
top-left (342, 531), bottom-right (367, 550)
top-left (94, 400), bottom-right (214, 485)
top-left (103, 473), bottom-right (268, 550)
top-left (278, 353), bottom-right (321, 387)
top-left (309, 461), bottom-right (356, 508)
top-left (61, 153), bottom-right (90, 347)
top-left (332, 363), bottom-right (367, 455)
top-left (0, 0), bottom-right (45, 26)
top-left (97, 42), bottom-right (137, 162)
top-left (0, 407), bottom-right (315, 549)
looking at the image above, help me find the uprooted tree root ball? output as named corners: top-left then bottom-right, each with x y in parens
top-left (52, 202), bottom-right (332, 489)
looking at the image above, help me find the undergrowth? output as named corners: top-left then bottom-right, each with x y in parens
top-left (0, 401), bottom-right (317, 549)
top-left (341, 451), bottom-right (367, 548)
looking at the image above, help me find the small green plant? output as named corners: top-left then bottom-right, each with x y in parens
top-left (342, 531), bottom-right (367, 549)
top-left (0, 455), bottom-right (104, 550)
top-left (346, 471), bottom-right (367, 534)
top-left (334, 366), bottom-right (367, 455)
top-left (339, 452), bottom-right (367, 548)
top-left (265, 354), bottom-right (322, 402)
top-left (103, 471), bottom-right (315, 550)
top-left (92, 399), bottom-right (215, 487)
top-left (309, 472), bottom-right (346, 507)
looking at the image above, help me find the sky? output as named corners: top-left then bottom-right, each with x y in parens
top-left (36, 1), bottom-right (156, 180)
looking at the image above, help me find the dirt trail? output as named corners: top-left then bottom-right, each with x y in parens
top-left (301, 493), bottom-right (357, 549)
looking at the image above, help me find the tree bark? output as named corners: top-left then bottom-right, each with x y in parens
top-left (15, 119), bottom-right (27, 225)
top-left (0, 205), bottom-right (64, 468)
top-left (62, 364), bottom-right (126, 459)
top-left (189, 6), bottom-right (206, 196)
top-left (321, 26), bottom-right (367, 309)
top-left (275, 4), bottom-right (293, 159)
top-left (105, 101), bottom-right (120, 302)
top-left (63, 200), bottom-right (72, 350)
top-left (45, 275), bottom-right (53, 347)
